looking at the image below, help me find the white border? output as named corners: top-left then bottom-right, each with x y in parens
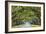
top-left (8, 2), bottom-right (44, 32)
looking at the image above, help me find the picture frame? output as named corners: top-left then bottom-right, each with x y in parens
top-left (5, 1), bottom-right (45, 33)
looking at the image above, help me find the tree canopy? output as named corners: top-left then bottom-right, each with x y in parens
top-left (11, 6), bottom-right (41, 26)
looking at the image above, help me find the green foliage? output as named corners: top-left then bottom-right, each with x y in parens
top-left (11, 6), bottom-right (41, 26)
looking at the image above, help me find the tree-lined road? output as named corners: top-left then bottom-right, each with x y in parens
top-left (13, 22), bottom-right (40, 28)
